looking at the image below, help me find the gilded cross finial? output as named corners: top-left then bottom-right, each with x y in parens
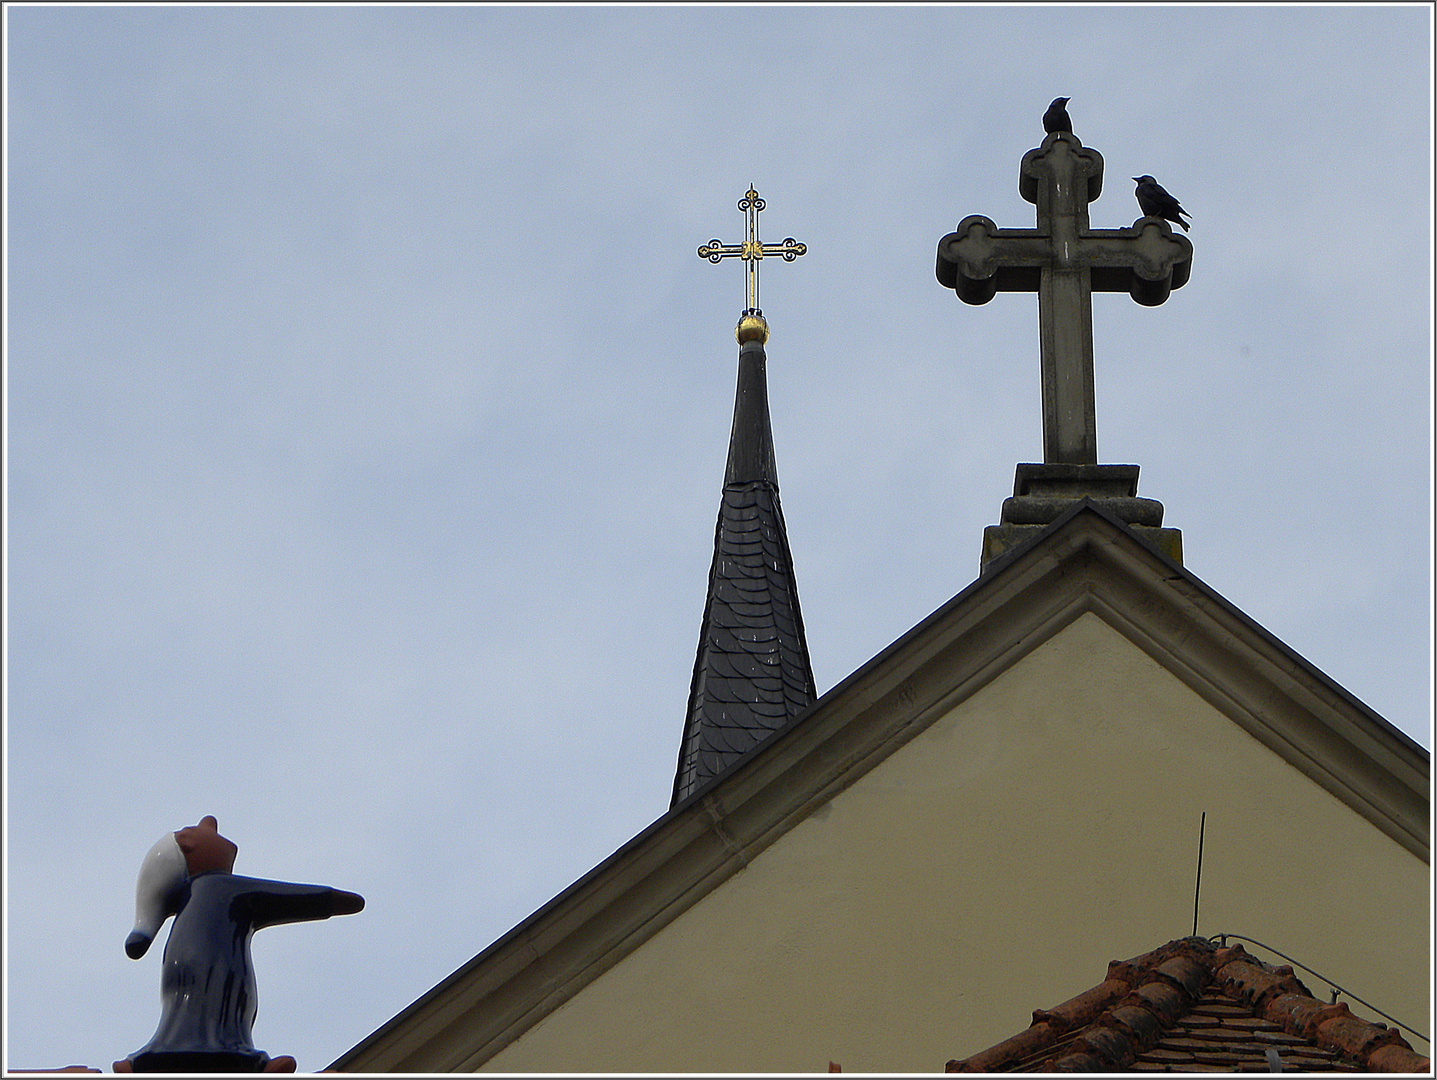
top-left (698, 186), bottom-right (807, 343)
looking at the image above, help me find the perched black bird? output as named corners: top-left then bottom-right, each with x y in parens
top-left (1042, 96), bottom-right (1072, 134)
top-left (1132, 174), bottom-right (1191, 231)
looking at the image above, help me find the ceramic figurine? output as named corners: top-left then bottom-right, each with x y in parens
top-left (119, 816), bottom-right (363, 1073)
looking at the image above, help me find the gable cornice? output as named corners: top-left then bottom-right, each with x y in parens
top-left (332, 505), bottom-right (1428, 1072)
top-left (1053, 509), bottom-right (1427, 861)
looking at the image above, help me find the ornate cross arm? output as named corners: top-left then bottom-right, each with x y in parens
top-left (936, 215), bottom-right (1192, 307)
top-left (698, 187), bottom-right (807, 330)
top-left (698, 237), bottom-right (807, 263)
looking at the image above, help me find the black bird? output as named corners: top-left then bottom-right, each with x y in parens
top-left (1042, 96), bottom-right (1072, 134)
top-left (1132, 174), bottom-right (1191, 231)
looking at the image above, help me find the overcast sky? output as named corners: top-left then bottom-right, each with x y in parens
top-left (5, 4), bottom-right (1431, 1072)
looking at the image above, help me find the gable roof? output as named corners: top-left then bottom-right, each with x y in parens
top-left (672, 338), bottom-right (816, 805)
top-left (946, 936), bottom-right (1431, 1073)
top-left (332, 505), bottom-right (1428, 1071)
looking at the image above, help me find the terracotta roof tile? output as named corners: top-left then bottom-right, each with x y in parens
top-left (946, 937), bottom-right (1429, 1073)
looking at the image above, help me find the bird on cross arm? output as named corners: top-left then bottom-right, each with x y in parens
top-left (1133, 174), bottom-right (1191, 231)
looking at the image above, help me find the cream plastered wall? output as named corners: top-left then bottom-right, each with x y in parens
top-left (483, 612), bottom-right (1429, 1073)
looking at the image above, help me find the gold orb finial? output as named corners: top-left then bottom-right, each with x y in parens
top-left (735, 311), bottom-right (769, 344)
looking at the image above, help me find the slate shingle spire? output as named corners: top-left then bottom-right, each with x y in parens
top-left (671, 319), bottom-right (817, 806)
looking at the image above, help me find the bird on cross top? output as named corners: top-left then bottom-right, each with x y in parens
top-left (1042, 96), bottom-right (1072, 134)
top-left (1133, 174), bottom-right (1191, 231)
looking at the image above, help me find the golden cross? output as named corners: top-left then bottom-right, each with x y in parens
top-left (698, 187), bottom-right (807, 317)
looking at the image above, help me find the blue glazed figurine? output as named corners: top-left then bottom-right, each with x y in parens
top-left (120, 816), bottom-right (363, 1073)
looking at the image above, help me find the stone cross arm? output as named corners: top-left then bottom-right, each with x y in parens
top-left (933, 132), bottom-right (1194, 465)
top-left (936, 215), bottom-right (1192, 307)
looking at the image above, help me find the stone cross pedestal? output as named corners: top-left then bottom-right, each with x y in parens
top-left (936, 131), bottom-right (1188, 568)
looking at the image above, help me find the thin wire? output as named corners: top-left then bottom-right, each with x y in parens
top-left (1209, 932), bottom-right (1429, 1045)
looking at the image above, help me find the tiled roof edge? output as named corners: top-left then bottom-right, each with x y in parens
top-left (1213, 946), bottom-right (1431, 1072)
top-left (947, 939), bottom-right (1431, 1073)
top-left (946, 937), bottom-right (1218, 1072)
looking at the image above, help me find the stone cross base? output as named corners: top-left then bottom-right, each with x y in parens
top-left (981, 463), bottom-right (1182, 570)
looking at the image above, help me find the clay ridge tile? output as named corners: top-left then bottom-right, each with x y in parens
top-left (1129, 980), bottom-right (1191, 1027)
top-left (1048, 1050), bottom-right (1105, 1072)
top-left (1316, 1007), bottom-right (1406, 1061)
top-left (1057, 944), bottom-right (1214, 1069)
top-left (1058, 1024), bottom-right (1141, 1071)
top-left (1152, 954), bottom-right (1208, 999)
top-left (1366, 1042), bottom-right (1433, 1072)
top-left (948, 937), bottom-right (1431, 1073)
top-left (1213, 947), bottom-right (1311, 1013)
top-left (1214, 943), bottom-right (1429, 1073)
top-left (1265, 994), bottom-right (1342, 1038)
top-left (947, 974), bottom-right (1144, 1071)
top-left (1032, 977), bottom-right (1133, 1033)
top-left (1107, 1004), bottom-right (1164, 1046)
top-left (948, 938), bottom-right (1218, 1072)
top-left (943, 1022), bottom-right (1061, 1073)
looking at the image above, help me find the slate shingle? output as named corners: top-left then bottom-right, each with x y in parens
top-left (672, 340), bottom-right (817, 807)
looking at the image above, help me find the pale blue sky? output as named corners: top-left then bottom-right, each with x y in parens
top-left (6, 4), bottom-right (1431, 1071)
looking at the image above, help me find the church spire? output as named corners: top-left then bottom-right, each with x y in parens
top-left (673, 190), bottom-right (816, 807)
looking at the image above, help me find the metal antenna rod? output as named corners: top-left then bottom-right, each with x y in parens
top-left (1191, 811), bottom-right (1205, 937)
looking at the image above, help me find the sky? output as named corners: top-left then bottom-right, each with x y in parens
top-left (4, 4), bottom-right (1431, 1073)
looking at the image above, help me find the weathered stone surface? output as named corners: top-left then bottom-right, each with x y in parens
top-left (983, 520), bottom-right (1183, 569)
top-left (937, 132), bottom-right (1192, 465)
top-left (981, 464), bottom-right (1181, 570)
top-left (1013, 462), bottom-right (1140, 498)
top-left (1001, 495), bottom-right (1164, 527)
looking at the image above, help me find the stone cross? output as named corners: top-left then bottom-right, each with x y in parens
top-left (936, 133), bottom-right (1192, 465)
top-left (699, 186), bottom-right (807, 317)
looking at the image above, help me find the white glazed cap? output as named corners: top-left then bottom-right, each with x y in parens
top-left (125, 831), bottom-right (187, 959)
